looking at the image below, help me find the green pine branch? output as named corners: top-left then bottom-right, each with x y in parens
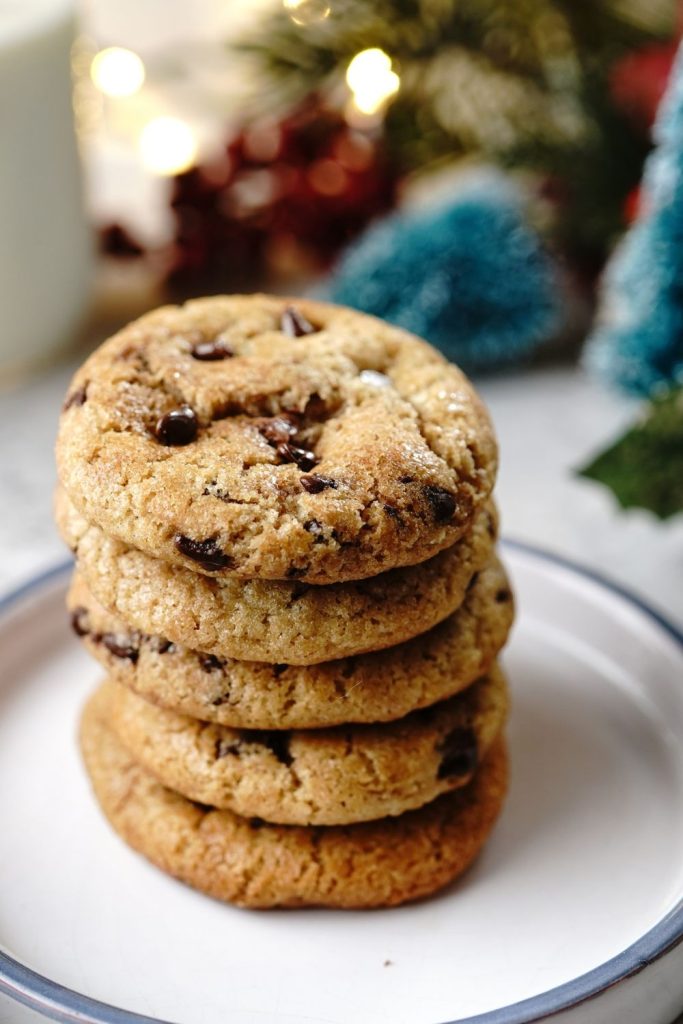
top-left (578, 388), bottom-right (683, 519)
top-left (237, 0), bottom-right (672, 123)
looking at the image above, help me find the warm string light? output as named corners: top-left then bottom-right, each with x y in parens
top-left (283, 0), bottom-right (331, 26)
top-left (346, 48), bottom-right (400, 115)
top-left (86, 46), bottom-right (198, 178)
top-left (139, 117), bottom-right (198, 176)
top-left (90, 46), bottom-right (145, 97)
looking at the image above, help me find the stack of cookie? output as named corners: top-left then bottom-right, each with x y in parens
top-left (55, 295), bottom-right (513, 909)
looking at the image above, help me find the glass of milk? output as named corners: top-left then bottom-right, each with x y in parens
top-left (0, 0), bottom-right (92, 383)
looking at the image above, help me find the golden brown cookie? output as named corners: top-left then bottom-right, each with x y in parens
top-left (57, 295), bottom-right (496, 584)
top-left (57, 490), bottom-right (497, 664)
top-left (68, 560), bottom-right (514, 728)
top-left (103, 665), bottom-right (508, 825)
top-left (81, 685), bottom-right (509, 909)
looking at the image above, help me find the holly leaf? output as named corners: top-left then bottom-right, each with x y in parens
top-left (578, 388), bottom-right (683, 519)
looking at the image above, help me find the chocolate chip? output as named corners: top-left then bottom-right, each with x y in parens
top-left (437, 727), bottom-right (478, 780)
top-left (303, 519), bottom-right (324, 538)
top-left (495, 588), bottom-right (512, 603)
top-left (383, 503), bottom-right (402, 522)
top-left (277, 442), bottom-right (317, 471)
top-left (63, 385), bottom-right (87, 411)
top-left (70, 606), bottom-right (89, 637)
top-left (399, 474), bottom-right (414, 484)
top-left (213, 400), bottom-right (242, 419)
top-left (154, 406), bottom-right (198, 446)
top-left (301, 473), bottom-right (336, 494)
top-left (154, 638), bottom-right (175, 654)
top-left (199, 653), bottom-right (225, 673)
top-left (258, 416), bottom-right (319, 470)
top-left (174, 534), bottom-right (235, 571)
top-left (258, 416), bottom-right (298, 447)
top-left (191, 339), bottom-right (234, 360)
top-left (423, 485), bottom-right (457, 524)
top-left (245, 730), bottom-right (293, 766)
top-left (281, 306), bottom-right (316, 337)
top-left (302, 392), bottom-right (327, 419)
top-left (99, 632), bottom-right (139, 663)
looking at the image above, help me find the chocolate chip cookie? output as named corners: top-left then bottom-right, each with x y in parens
top-left (57, 295), bottom-right (496, 584)
top-left (68, 559), bottom-right (513, 728)
top-left (102, 664), bottom-right (507, 825)
top-left (81, 684), bottom-right (509, 908)
top-left (57, 489), bottom-right (497, 664)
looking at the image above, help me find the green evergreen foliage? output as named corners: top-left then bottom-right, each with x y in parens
top-left (239, 0), bottom-right (672, 260)
top-left (579, 388), bottom-right (683, 518)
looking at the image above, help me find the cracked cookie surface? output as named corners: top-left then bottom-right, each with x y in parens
top-left (57, 295), bottom-right (496, 584)
top-left (102, 665), bottom-right (508, 825)
top-left (81, 685), bottom-right (509, 908)
top-left (57, 489), bottom-right (497, 664)
top-left (68, 559), bottom-right (513, 728)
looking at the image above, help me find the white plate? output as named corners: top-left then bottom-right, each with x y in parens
top-left (1, 543), bottom-right (683, 1024)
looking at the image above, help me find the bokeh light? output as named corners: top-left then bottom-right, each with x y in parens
top-left (308, 158), bottom-right (348, 195)
top-left (90, 47), bottom-right (145, 98)
top-left (346, 48), bottom-right (400, 115)
top-left (283, 0), bottom-right (331, 26)
top-left (139, 117), bottom-right (198, 176)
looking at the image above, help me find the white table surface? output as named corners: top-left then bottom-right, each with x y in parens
top-left (1, 354), bottom-right (682, 1024)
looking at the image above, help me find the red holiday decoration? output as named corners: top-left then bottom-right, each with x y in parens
top-left (610, 42), bottom-right (677, 130)
top-left (164, 98), bottom-right (398, 296)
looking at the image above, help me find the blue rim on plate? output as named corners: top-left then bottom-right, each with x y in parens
top-left (1, 542), bottom-right (682, 1024)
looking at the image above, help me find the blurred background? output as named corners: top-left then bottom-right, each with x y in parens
top-left (0, 0), bottom-right (682, 621)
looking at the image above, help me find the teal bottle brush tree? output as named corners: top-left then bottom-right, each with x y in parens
top-left (580, 43), bottom-right (683, 519)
